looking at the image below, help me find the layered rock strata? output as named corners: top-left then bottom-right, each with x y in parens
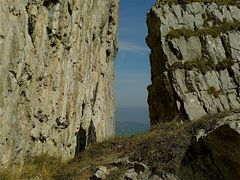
top-left (147, 1), bottom-right (240, 124)
top-left (0, 0), bottom-right (119, 167)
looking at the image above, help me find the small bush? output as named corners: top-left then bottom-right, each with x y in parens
top-left (207, 86), bottom-right (222, 98)
top-left (183, 58), bottom-right (212, 74)
top-left (170, 61), bottom-right (184, 71)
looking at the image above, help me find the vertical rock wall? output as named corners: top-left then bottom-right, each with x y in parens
top-left (147, 1), bottom-right (240, 125)
top-left (0, 0), bottom-right (119, 167)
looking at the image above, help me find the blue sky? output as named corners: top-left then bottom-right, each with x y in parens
top-left (115, 0), bottom-right (155, 124)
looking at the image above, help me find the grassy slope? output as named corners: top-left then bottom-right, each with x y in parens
top-left (0, 113), bottom-right (223, 180)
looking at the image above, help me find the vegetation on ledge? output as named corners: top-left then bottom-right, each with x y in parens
top-left (170, 57), bottom-right (235, 74)
top-left (207, 86), bottom-right (222, 98)
top-left (166, 20), bottom-right (240, 40)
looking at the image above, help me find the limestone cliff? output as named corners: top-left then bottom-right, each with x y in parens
top-left (147, 0), bottom-right (240, 125)
top-left (0, 0), bottom-right (119, 167)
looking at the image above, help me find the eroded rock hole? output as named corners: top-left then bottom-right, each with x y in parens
top-left (68, 2), bottom-right (72, 15)
top-left (87, 120), bottom-right (96, 146)
top-left (43, 0), bottom-right (59, 7)
top-left (75, 125), bottom-right (86, 154)
top-left (28, 15), bottom-right (36, 42)
top-left (75, 121), bottom-right (97, 154)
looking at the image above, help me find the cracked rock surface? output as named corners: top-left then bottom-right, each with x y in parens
top-left (147, 1), bottom-right (240, 124)
top-left (0, 0), bottom-right (119, 167)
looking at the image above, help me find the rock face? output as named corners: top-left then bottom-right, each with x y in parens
top-left (180, 114), bottom-right (240, 180)
top-left (0, 0), bottom-right (119, 167)
top-left (147, 1), bottom-right (240, 125)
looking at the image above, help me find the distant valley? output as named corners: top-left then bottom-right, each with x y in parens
top-left (115, 107), bottom-right (150, 135)
top-left (116, 121), bottom-right (150, 136)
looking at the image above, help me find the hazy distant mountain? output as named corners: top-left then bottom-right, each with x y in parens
top-left (116, 121), bottom-right (150, 136)
top-left (115, 107), bottom-right (150, 135)
top-left (115, 107), bottom-right (150, 123)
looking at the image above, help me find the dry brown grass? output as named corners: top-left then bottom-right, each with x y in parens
top-left (0, 154), bottom-right (64, 180)
top-left (207, 86), bottom-right (222, 98)
top-left (170, 57), bottom-right (234, 74)
top-left (1, 110), bottom-right (239, 179)
top-left (166, 20), bottom-right (240, 40)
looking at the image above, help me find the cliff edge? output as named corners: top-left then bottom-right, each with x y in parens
top-left (147, 0), bottom-right (240, 124)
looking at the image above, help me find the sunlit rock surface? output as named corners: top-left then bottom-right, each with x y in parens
top-left (147, 1), bottom-right (240, 124)
top-left (0, 0), bottom-right (119, 167)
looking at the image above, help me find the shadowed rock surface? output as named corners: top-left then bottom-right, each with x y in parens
top-left (180, 123), bottom-right (240, 180)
